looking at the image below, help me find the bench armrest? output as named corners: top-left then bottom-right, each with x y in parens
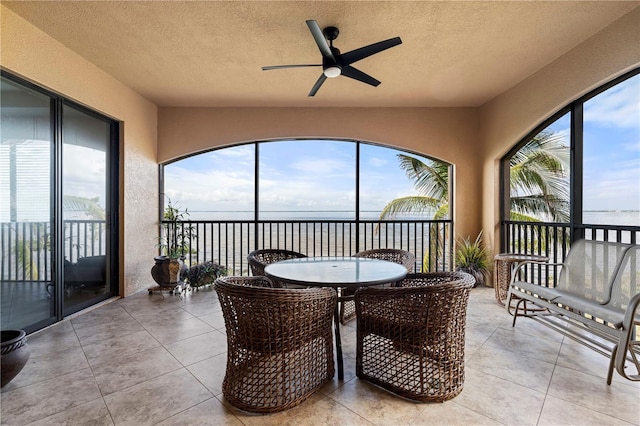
top-left (510, 261), bottom-right (563, 286)
top-left (615, 291), bottom-right (640, 381)
top-left (622, 291), bottom-right (640, 330)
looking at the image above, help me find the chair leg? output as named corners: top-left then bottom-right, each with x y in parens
top-left (607, 344), bottom-right (618, 385)
top-left (512, 299), bottom-right (526, 327)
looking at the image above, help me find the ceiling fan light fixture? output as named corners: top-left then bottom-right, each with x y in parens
top-left (323, 66), bottom-right (341, 78)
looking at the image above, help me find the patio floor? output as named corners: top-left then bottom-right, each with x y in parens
top-left (1, 285), bottom-right (639, 425)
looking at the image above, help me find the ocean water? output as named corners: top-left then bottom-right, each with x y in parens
top-left (189, 210), bottom-right (639, 226)
top-left (583, 211), bottom-right (639, 227)
top-left (180, 210), bottom-right (639, 274)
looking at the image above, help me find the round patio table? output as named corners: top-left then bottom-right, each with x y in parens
top-left (265, 256), bottom-right (408, 380)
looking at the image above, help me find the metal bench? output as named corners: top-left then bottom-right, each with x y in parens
top-left (506, 239), bottom-right (640, 384)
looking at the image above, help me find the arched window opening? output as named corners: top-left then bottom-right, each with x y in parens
top-left (501, 68), bottom-right (639, 274)
top-left (161, 140), bottom-right (453, 275)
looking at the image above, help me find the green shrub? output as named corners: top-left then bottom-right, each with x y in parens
top-left (455, 231), bottom-right (490, 287)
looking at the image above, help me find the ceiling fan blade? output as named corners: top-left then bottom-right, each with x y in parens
top-left (341, 37), bottom-right (402, 65)
top-left (341, 66), bottom-right (381, 87)
top-left (306, 20), bottom-right (334, 60)
top-left (308, 74), bottom-right (327, 97)
top-left (262, 64), bottom-right (321, 71)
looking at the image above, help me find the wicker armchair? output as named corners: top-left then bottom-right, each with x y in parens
top-left (355, 272), bottom-right (474, 402)
top-left (340, 249), bottom-right (415, 324)
top-left (214, 276), bottom-right (336, 413)
top-left (247, 249), bottom-right (307, 288)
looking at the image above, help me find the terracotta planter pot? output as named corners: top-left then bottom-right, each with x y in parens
top-left (1, 329), bottom-right (30, 388)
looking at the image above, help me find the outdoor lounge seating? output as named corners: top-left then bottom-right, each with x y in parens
top-left (354, 271), bottom-right (474, 402)
top-left (340, 248), bottom-right (416, 324)
top-left (507, 239), bottom-right (640, 384)
top-left (214, 275), bottom-right (336, 413)
top-left (64, 255), bottom-right (106, 294)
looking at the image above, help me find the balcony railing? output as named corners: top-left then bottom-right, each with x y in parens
top-left (168, 219), bottom-right (453, 276)
top-left (502, 220), bottom-right (640, 287)
top-left (2, 218), bottom-right (453, 283)
top-left (1, 220), bottom-right (106, 282)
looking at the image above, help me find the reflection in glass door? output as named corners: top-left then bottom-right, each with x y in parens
top-left (62, 104), bottom-right (113, 314)
top-left (0, 77), bottom-right (56, 331)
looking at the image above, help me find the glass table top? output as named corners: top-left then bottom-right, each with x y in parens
top-left (264, 256), bottom-right (408, 288)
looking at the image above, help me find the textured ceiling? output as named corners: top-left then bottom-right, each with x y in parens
top-left (4, 1), bottom-right (639, 107)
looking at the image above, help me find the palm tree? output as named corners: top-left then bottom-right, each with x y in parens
top-left (63, 195), bottom-right (106, 220)
top-left (377, 155), bottom-right (450, 271)
top-left (509, 131), bottom-right (569, 223)
top-left (379, 131), bottom-right (570, 268)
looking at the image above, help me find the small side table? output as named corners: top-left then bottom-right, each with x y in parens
top-left (494, 253), bottom-right (549, 306)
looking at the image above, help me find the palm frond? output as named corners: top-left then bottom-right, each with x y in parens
top-left (397, 154), bottom-right (449, 201)
top-left (379, 196), bottom-right (443, 220)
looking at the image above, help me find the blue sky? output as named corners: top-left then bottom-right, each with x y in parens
top-left (583, 74), bottom-right (640, 212)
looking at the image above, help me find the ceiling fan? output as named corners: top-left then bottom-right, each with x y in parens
top-left (262, 20), bottom-right (402, 97)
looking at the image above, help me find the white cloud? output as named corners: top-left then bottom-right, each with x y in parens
top-left (63, 145), bottom-right (106, 207)
top-left (583, 166), bottom-right (640, 210)
top-left (290, 157), bottom-right (351, 176)
top-left (367, 157), bottom-right (387, 167)
top-left (584, 76), bottom-right (640, 128)
top-left (622, 139), bottom-right (640, 152)
top-left (164, 164), bottom-right (254, 213)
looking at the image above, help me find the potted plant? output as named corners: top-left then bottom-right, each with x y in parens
top-left (184, 261), bottom-right (227, 290)
top-left (151, 199), bottom-right (194, 288)
top-left (455, 231), bottom-right (490, 288)
top-left (1, 329), bottom-right (30, 388)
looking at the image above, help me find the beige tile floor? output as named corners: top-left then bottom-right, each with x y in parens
top-left (1, 286), bottom-right (639, 426)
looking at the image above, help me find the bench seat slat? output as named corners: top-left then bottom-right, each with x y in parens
top-left (513, 283), bottom-right (627, 328)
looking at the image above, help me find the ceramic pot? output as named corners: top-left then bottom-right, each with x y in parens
top-left (151, 256), bottom-right (171, 286)
top-left (456, 267), bottom-right (485, 288)
top-left (151, 256), bottom-right (185, 286)
top-left (1, 329), bottom-right (30, 388)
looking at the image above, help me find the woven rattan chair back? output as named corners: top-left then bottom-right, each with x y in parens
top-left (340, 249), bottom-right (415, 324)
top-left (247, 249), bottom-right (307, 288)
top-left (354, 271), bottom-right (474, 402)
top-left (353, 248), bottom-right (416, 272)
top-left (214, 276), bottom-right (336, 413)
top-left (247, 249), bottom-right (307, 276)
top-left (215, 275), bottom-right (278, 288)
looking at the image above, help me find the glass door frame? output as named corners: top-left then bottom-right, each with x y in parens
top-left (1, 70), bottom-right (119, 331)
top-left (60, 98), bottom-right (119, 317)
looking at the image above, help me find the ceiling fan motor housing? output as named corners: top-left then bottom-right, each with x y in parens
top-left (322, 26), bottom-right (340, 41)
top-left (323, 46), bottom-right (342, 77)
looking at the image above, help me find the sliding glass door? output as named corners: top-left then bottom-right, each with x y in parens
top-left (62, 103), bottom-right (115, 315)
top-left (0, 77), bottom-right (56, 331)
top-left (1, 72), bottom-right (118, 332)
